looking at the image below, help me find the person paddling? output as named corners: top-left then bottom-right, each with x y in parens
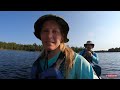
top-left (79, 41), bottom-right (101, 78)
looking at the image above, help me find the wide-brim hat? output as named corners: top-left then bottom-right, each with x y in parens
top-left (84, 41), bottom-right (94, 48)
top-left (34, 14), bottom-right (69, 43)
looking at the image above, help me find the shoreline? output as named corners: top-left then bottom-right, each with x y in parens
top-left (1, 49), bottom-right (120, 53)
top-left (0, 49), bottom-right (41, 52)
top-left (95, 51), bottom-right (120, 53)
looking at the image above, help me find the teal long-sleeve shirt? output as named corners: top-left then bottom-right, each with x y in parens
top-left (31, 52), bottom-right (98, 79)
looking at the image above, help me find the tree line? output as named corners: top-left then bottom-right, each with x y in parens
top-left (108, 47), bottom-right (120, 52)
top-left (0, 41), bottom-right (84, 52)
top-left (71, 46), bottom-right (84, 53)
top-left (1, 41), bottom-right (120, 52)
top-left (0, 41), bottom-right (43, 51)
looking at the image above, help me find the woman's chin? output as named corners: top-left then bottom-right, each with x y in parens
top-left (46, 47), bottom-right (56, 51)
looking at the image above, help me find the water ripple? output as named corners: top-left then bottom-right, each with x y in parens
top-left (0, 50), bottom-right (120, 79)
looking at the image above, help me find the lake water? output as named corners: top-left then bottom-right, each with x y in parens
top-left (98, 52), bottom-right (120, 79)
top-left (0, 50), bottom-right (120, 79)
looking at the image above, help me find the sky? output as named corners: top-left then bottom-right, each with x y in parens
top-left (0, 11), bottom-right (120, 51)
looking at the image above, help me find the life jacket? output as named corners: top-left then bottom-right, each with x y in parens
top-left (33, 52), bottom-right (65, 79)
top-left (81, 49), bottom-right (94, 63)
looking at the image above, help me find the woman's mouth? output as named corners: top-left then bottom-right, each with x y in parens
top-left (46, 41), bottom-right (54, 45)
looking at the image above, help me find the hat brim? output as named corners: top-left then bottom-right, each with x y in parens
top-left (84, 44), bottom-right (94, 48)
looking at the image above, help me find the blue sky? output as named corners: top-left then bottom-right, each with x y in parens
top-left (0, 11), bottom-right (120, 51)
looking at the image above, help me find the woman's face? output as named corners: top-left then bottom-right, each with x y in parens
top-left (40, 20), bottom-right (63, 51)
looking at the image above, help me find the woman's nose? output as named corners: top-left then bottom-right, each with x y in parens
top-left (47, 31), bottom-right (53, 38)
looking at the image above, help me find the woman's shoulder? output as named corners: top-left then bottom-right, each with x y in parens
top-left (74, 53), bottom-right (90, 66)
top-left (74, 53), bottom-right (86, 61)
top-left (72, 53), bottom-right (95, 79)
top-left (32, 53), bottom-right (43, 66)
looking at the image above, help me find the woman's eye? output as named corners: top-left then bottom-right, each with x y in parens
top-left (53, 30), bottom-right (60, 34)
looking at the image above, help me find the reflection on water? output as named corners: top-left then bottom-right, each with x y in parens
top-left (0, 50), bottom-right (120, 79)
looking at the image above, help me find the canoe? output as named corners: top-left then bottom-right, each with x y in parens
top-left (91, 63), bottom-right (102, 79)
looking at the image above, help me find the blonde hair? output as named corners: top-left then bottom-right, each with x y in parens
top-left (59, 43), bottom-right (75, 78)
top-left (39, 43), bottom-right (75, 78)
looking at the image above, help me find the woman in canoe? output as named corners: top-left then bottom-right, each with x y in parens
top-left (31, 14), bottom-right (98, 79)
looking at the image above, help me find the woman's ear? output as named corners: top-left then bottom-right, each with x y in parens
top-left (61, 39), bottom-right (63, 43)
top-left (61, 36), bottom-right (64, 43)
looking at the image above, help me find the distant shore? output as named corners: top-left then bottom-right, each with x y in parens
top-left (1, 41), bottom-right (120, 53)
top-left (1, 49), bottom-right (120, 53)
top-left (0, 49), bottom-right (41, 52)
top-left (95, 51), bottom-right (120, 53)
